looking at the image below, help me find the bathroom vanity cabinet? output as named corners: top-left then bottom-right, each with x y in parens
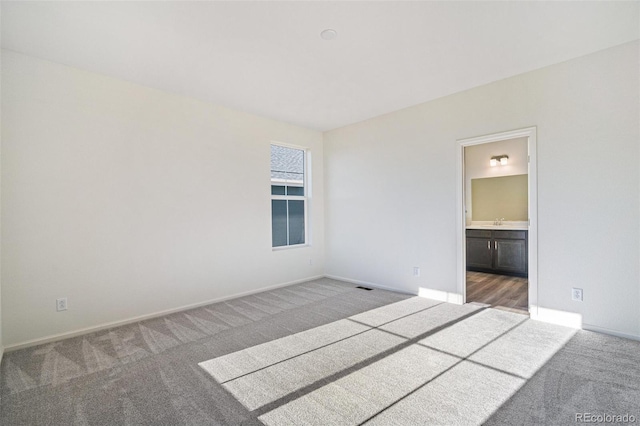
top-left (466, 229), bottom-right (528, 276)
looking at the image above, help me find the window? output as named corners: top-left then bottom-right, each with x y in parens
top-left (271, 144), bottom-right (307, 248)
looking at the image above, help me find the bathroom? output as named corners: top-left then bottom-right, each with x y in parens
top-left (464, 137), bottom-right (529, 314)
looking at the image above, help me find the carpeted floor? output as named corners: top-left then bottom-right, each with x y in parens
top-left (1, 278), bottom-right (639, 425)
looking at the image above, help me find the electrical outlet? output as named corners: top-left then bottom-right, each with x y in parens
top-left (413, 267), bottom-right (421, 277)
top-left (571, 288), bottom-right (583, 302)
top-left (56, 297), bottom-right (68, 311)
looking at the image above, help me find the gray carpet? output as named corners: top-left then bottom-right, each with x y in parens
top-left (1, 278), bottom-right (639, 425)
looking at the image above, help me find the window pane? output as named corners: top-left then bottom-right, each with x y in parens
top-left (271, 145), bottom-right (304, 183)
top-left (286, 186), bottom-right (304, 196)
top-left (288, 200), bottom-right (305, 245)
top-left (272, 200), bottom-right (288, 247)
top-left (271, 185), bottom-right (285, 195)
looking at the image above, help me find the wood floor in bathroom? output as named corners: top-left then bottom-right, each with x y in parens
top-left (466, 271), bottom-right (528, 315)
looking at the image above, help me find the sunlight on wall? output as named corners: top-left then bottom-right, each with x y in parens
top-left (530, 306), bottom-right (583, 329)
top-left (418, 287), bottom-right (463, 305)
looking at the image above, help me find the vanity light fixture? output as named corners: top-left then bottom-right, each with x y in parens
top-left (490, 155), bottom-right (509, 166)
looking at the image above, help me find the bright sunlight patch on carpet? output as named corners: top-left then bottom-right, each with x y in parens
top-left (199, 297), bottom-right (576, 425)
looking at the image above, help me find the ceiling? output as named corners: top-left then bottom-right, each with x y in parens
top-left (2, 1), bottom-right (638, 131)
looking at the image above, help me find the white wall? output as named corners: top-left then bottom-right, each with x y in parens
top-left (464, 137), bottom-right (528, 224)
top-left (1, 50), bottom-right (325, 348)
top-left (0, 4), bottom-right (3, 360)
top-left (324, 41), bottom-right (640, 338)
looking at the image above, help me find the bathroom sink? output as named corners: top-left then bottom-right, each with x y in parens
top-left (467, 224), bottom-right (529, 230)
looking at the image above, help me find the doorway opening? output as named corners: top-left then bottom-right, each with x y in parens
top-left (456, 127), bottom-right (537, 316)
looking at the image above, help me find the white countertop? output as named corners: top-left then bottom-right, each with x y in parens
top-left (466, 222), bottom-right (528, 231)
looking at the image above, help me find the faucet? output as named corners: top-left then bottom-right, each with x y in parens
top-left (494, 218), bottom-right (505, 226)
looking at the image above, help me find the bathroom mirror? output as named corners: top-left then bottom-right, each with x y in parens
top-left (471, 174), bottom-right (528, 221)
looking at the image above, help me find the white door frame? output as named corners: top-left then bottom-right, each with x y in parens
top-left (456, 126), bottom-right (538, 316)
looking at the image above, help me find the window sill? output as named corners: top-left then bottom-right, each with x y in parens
top-left (272, 244), bottom-right (309, 251)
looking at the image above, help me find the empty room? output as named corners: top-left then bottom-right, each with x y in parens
top-left (1, 1), bottom-right (639, 425)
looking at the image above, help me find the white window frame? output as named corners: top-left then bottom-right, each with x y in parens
top-left (270, 143), bottom-right (309, 250)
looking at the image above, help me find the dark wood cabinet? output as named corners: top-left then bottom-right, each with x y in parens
top-left (466, 230), bottom-right (492, 269)
top-left (466, 229), bottom-right (528, 276)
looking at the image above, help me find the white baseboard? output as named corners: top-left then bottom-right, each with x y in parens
top-left (529, 305), bottom-right (640, 341)
top-left (417, 287), bottom-right (464, 305)
top-left (3, 275), bottom-right (324, 352)
top-left (529, 306), bottom-right (583, 329)
top-left (582, 323), bottom-right (640, 342)
top-left (7, 274), bottom-right (637, 353)
top-left (324, 274), bottom-right (417, 295)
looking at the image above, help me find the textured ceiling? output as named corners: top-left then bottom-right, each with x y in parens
top-left (2, 1), bottom-right (638, 131)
